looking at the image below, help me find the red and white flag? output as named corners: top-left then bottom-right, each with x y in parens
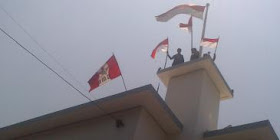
top-left (200, 38), bottom-right (219, 48)
top-left (179, 16), bottom-right (193, 32)
top-left (155, 4), bottom-right (205, 22)
top-left (88, 55), bottom-right (121, 92)
top-left (151, 38), bottom-right (169, 59)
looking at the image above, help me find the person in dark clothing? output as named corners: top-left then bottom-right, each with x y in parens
top-left (190, 48), bottom-right (200, 60)
top-left (167, 48), bottom-right (184, 66)
top-left (203, 51), bottom-right (211, 57)
top-left (203, 51), bottom-right (216, 61)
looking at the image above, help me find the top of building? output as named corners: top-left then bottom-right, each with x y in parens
top-left (0, 84), bottom-right (182, 139)
top-left (158, 57), bottom-right (233, 100)
top-left (204, 120), bottom-right (279, 140)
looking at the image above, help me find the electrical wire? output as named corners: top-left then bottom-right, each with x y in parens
top-left (0, 5), bottom-right (89, 93)
top-left (0, 5), bottom-right (126, 121)
top-left (0, 22), bottom-right (118, 120)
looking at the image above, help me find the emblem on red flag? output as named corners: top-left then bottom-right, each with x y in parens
top-left (88, 55), bottom-right (121, 92)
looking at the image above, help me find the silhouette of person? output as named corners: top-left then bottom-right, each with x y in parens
top-left (167, 48), bottom-right (184, 66)
top-left (203, 51), bottom-right (211, 58)
top-left (203, 51), bottom-right (216, 61)
top-left (190, 48), bottom-right (199, 60)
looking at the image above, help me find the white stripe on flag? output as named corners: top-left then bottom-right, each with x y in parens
top-left (200, 41), bottom-right (218, 48)
top-left (156, 4), bottom-right (205, 22)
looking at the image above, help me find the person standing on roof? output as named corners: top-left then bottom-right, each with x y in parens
top-left (190, 48), bottom-right (200, 60)
top-left (167, 48), bottom-right (184, 66)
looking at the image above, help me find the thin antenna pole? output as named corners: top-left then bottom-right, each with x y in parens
top-left (156, 83), bottom-right (160, 92)
top-left (199, 3), bottom-right (210, 57)
top-left (191, 27), bottom-right (194, 49)
top-left (164, 53), bottom-right (168, 68)
top-left (121, 74), bottom-right (127, 91)
top-left (164, 44), bottom-right (169, 68)
top-left (214, 37), bottom-right (220, 54)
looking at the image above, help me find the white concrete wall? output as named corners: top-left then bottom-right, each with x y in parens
top-left (20, 108), bottom-right (141, 140)
top-left (133, 108), bottom-right (166, 140)
top-left (166, 70), bottom-right (203, 140)
top-left (165, 70), bottom-right (220, 140)
top-left (194, 71), bottom-right (220, 140)
top-left (18, 107), bottom-right (167, 140)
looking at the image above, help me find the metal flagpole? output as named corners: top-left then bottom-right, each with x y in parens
top-left (113, 53), bottom-right (127, 91)
top-left (164, 42), bottom-right (169, 69)
top-left (156, 83), bottom-right (160, 92)
top-left (199, 3), bottom-right (210, 57)
top-left (214, 37), bottom-right (220, 54)
top-left (121, 74), bottom-right (127, 91)
top-left (164, 53), bottom-right (168, 69)
top-left (191, 26), bottom-right (194, 49)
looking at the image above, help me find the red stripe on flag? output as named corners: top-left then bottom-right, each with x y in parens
top-left (155, 4), bottom-right (205, 22)
top-left (151, 38), bottom-right (168, 59)
top-left (179, 16), bottom-right (192, 32)
top-left (202, 38), bottom-right (219, 43)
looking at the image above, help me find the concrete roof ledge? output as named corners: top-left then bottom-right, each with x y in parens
top-left (157, 57), bottom-right (233, 100)
top-left (0, 84), bottom-right (182, 139)
top-left (204, 120), bottom-right (279, 140)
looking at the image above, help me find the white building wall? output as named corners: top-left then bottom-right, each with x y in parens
top-left (133, 108), bottom-right (167, 140)
top-left (20, 108), bottom-right (141, 140)
top-left (165, 70), bottom-right (220, 140)
top-left (19, 107), bottom-right (167, 140)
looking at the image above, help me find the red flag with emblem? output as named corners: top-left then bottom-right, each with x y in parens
top-left (88, 55), bottom-right (121, 92)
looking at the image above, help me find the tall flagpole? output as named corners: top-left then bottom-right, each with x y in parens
top-left (199, 3), bottom-right (210, 57)
top-left (164, 53), bottom-right (168, 68)
top-left (213, 37), bottom-right (220, 61)
top-left (214, 37), bottom-right (220, 54)
top-left (121, 74), bottom-right (127, 91)
top-left (156, 83), bottom-right (160, 92)
top-left (164, 44), bottom-right (169, 68)
top-left (113, 53), bottom-right (127, 91)
top-left (191, 26), bottom-right (194, 49)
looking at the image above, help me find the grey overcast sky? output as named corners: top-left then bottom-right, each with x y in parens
top-left (0, 0), bottom-right (280, 136)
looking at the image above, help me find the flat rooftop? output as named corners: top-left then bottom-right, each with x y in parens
top-left (158, 57), bottom-right (233, 100)
top-left (0, 84), bottom-right (182, 139)
top-left (204, 120), bottom-right (279, 140)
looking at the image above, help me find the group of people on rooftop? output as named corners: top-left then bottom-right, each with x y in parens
top-left (167, 48), bottom-right (216, 67)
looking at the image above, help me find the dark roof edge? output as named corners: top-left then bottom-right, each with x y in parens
top-left (0, 84), bottom-right (183, 132)
top-left (204, 120), bottom-right (279, 140)
top-left (268, 120), bottom-right (280, 140)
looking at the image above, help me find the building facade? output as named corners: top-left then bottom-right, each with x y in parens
top-left (0, 57), bottom-right (278, 140)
